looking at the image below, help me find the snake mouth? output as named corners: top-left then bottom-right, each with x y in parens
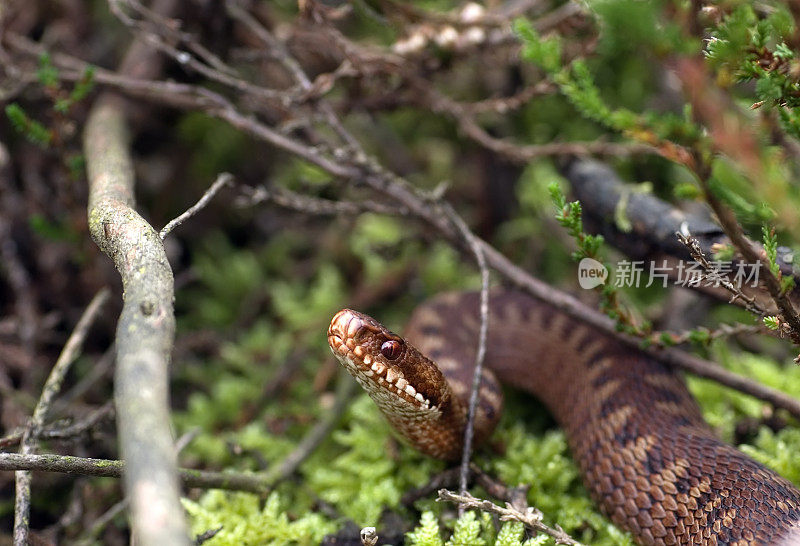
top-left (328, 309), bottom-right (438, 411)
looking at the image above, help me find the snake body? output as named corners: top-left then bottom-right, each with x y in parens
top-left (327, 290), bottom-right (800, 545)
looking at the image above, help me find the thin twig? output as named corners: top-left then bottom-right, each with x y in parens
top-left (402, 463), bottom-right (528, 508)
top-left (437, 489), bottom-right (585, 545)
top-left (225, 0), bottom-right (359, 148)
top-left (677, 231), bottom-right (767, 317)
top-left (0, 403), bottom-right (116, 449)
top-left (237, 185), bottom-right (405, 217)
top-left (700, 178), bottom-right (800, 344)
top-left (13, 288), bottom-right (110, 546)
top-left (439, 204), bottom-right (490, 501)
top-left (160, 173), bottom-right (233, 239)
top-left (0, 452), bottom-right (276, 494)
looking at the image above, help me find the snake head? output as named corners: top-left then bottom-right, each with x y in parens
top-left (328, 309), bottom-right (450, 415)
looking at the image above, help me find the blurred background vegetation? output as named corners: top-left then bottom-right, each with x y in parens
top-left (4, 0), bottom-right (800, 544)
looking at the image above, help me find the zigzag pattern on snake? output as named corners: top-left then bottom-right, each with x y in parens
top-left (327, 290), bottom-right (800, 545)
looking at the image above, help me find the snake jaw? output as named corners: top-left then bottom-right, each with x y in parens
top-left (328, 309), bottom-right (445, 414)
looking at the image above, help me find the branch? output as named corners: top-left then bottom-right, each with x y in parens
top-left (437, 489), bottom-right (584, 545)
top-left (83, 1), bottom-right (190, 542)
top-left (160, 172), bottom-right (233, 239)
top-left (0, 453), bottom-right (275, 494)
top-left (14, 288), bottom-right (109, 545)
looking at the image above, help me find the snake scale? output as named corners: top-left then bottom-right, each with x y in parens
top-left (327, 290), bottom-right (800, 545)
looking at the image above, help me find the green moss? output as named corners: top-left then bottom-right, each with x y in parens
top-left (304, 395), bottom-right (442, 525)
top-left (184, 491), bottom-right (335, 545)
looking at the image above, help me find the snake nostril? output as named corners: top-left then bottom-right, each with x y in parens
top-left (330, 310), bottom-right (365, 341)
top-left (346, 316), bottom-right (363, 338)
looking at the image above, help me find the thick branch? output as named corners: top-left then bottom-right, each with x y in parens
top-left (84, 96), bottom-right (189, 545)
top-left (83, 1), bottom-right (189, 540)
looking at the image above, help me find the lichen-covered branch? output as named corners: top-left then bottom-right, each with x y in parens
top-left (84, 95), bottom-right (190, 545)
top-left (83, 1), bottom-right (188, 541)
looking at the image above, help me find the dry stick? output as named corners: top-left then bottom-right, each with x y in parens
top-left (438, 489), bottom-right (584, 546)
top-left (676, 232), bottom-right (767, 318)
top-left (224, 0), bottom-right (359, 149)
top-left (160, 172), bottom-right (233, 239)
top-left (84, 1), bottom-right (190, 540)
top-left (13, 288), bottom-right (110, 546)
top-left (237, 185), bottom-right (405, 217)
top-left (440, 204), bottom-right (491, 501)
top-left (702, 182), bottom-right (800, 343)
top-left (0, 453), bottom-right (274, 494)
top-left (85, 94), bottom-right (190, 545)
top-left (0, 403), bottom-right (115, 449)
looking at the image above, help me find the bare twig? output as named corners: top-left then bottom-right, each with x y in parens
top-left (439, 204), bottom-right (490, 501)
top-left (14, 288), bottom-right (110, 546)
top-left (701, 182), bottom-right (800, 344)
top-left (677, 232), bottom-right (767, 317)
top-left (225, 0), bottom-right (358, 148)
top-left (0, 403), bottom-right (115, 449)
top-left (160, 173), bottom-right (233, 239)
top-left (0, 452), bottom-right (275, 494)
top-left (437, 489), bottom-right (585, 545)
top-left (237, 185), bottom-right (405, 217)
top-left (402, 463), bottom-right (528, 508)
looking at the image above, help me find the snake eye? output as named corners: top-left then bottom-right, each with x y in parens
top-left (380, 340), bottom-right (402, 360)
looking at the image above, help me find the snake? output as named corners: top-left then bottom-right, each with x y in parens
top-left (327, 290), bottom-right (800, 545)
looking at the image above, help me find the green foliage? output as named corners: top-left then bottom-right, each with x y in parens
top-left (514, 20), bottom-right (562, 74)
top-left (56, 66), bottom-right (96, 113)
top-left (548, 182), bottom-right (603, 261)
top-left (36, 53), bottom-right (59, 88)
top-left (184, 491), bottom-right (336, 545)
top-left (763, 225), bottom-right (781, 278)
top-left (6, 103), bottom-right (52, 148)
top-left (490, 425), bottom-right (633, 545)
top-left (707, 160), bottom-right (774, 226)
top-left (763, 315), bottom-right (781, 330)
top-left (688, 344), bottom-right (800, 443)
top-left (518, 9), bottom-right (701, 148)
top-left (591, 0), bottom-right (692, 56)
top-left (705, 4), bottom-right (800, 134)
top-left (28, 214), bottom-right (80, 243)
top-left (6, 54), bottom-right (95, 150)
top-left (407, 511), bottom-right (445, 546)
top-left (762, 225), bottom-right (795, 293)
top-left (406, 511), bottom-right (548, 546)
top-left (740, 428), bottom-right (800, 485)
top-left (304, 395), bottom-right (441, 524)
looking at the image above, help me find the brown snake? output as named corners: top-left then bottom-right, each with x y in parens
top-left (327, 290), bottom-right (800, 545)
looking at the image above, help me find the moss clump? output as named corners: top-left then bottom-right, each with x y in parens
top-left (183, 491), bottom-right (335, 545)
